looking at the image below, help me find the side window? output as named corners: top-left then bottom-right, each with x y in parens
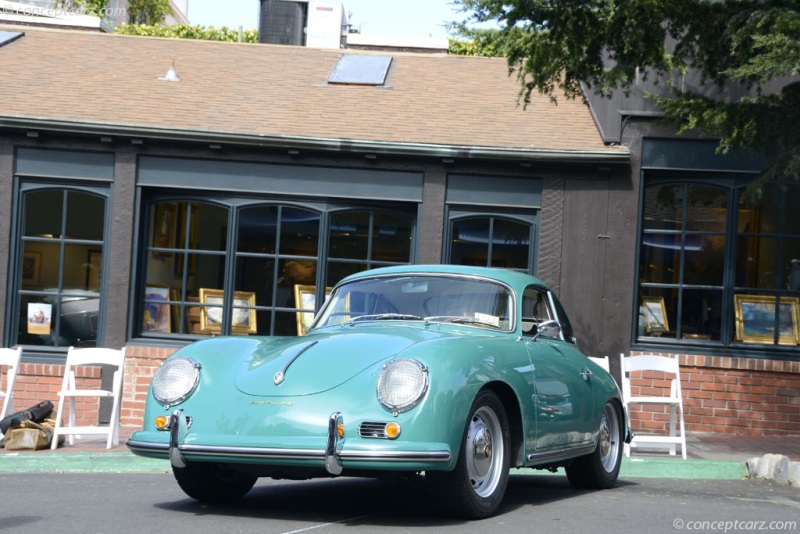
top-left (551, 294), bottom-right (577, 345)
top-left (521, 286), bottom-right (553, 335)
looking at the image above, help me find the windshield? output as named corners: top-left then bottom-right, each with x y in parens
top-left (312, 275), bottom-right (514, 332)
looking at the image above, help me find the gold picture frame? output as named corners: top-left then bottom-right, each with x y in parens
top-left (199, 288), bottom-right (257, 334)
top-left (294, 284), bottom-right (332, 335)
top-left (641, 296), bottom-right (669, 334)
top-left (734, 294), bottom-right (800, 345)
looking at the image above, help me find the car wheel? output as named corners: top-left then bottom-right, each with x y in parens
top-left (427, 390), bottom-right (510, 519)
top-left (565, 401), bottom-right (623, 489)
top-left (172, 462), bottom-right (257, 503)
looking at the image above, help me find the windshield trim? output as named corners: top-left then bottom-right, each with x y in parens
top-left (310, 272), bottom-right (517, 333)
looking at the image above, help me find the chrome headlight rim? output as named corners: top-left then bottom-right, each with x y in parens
top-left (376, 358), bottom-right (429, 414)
top-left (152, 355), bottom-right (201, 409)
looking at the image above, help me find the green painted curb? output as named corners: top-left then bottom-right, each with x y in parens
top-left (618, 457), bottom-right (748, 480)
top-left (0, 453), bottom-right (747, 480)
top-left (0, 452), bottom-right (170, 474)
top-left (514, 457), bottom-right (747, 480)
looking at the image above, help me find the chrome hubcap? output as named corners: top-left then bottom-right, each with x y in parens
top-left (466, 406), bottom-right (503, 498)
top-left (599, 404), bottom-right (620, 472)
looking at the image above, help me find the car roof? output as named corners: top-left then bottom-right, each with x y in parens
top-left (339, 265), bottom-right (549, 291)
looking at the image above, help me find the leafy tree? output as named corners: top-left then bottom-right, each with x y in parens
top-left (452, 0), bottom-right (800, 202)
top-left (127, 0), bottom-right (171, 25)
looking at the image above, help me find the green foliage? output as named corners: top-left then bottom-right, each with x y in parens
top-left (56, 0), bottom-right (109, 17)
top-left (127, 0), bottom-right (171, 25)
top-left (57, 0), bottom-right (171, 25)
top-left (448, 29), bottom-right (509, 57)
top-left (453, 0), bottom-right (800, 202)
top-left (114, 23), bottom-right (259, 43)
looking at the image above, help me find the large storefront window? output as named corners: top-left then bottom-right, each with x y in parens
top-left (15, 188), bottom-right (107, 348)
top-left (448, 215), bottom-right (535, 273)
top-left (636, 179), bottom-right (800, 349)
top-left (140, 199), bottom-right (415, 338)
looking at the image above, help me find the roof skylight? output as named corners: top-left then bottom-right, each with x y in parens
top-left (328, 54), bottom-right (392, 86)
top-left (0, 31), bottom-right (24, 48)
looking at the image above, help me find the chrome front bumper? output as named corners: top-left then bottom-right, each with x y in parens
top-left (126, 409), bottom-right (451, 475)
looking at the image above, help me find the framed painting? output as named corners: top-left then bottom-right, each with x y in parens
top-left (22, 251), bottom-right (42, 286)
top-left (641, 296), bottom-right (669, 334)
top-left (27, 302), bottom-right (52, 335)
top-left (200, 288), bottom-right (257, 334)
top-left (152, 203), bottom-right (178, 257)
top-left (143, 285), bottom-right (171, 333)
top-left (734, 294), bottom-right (799, 345)
top-left (294, 284), bottom-right (332, 335)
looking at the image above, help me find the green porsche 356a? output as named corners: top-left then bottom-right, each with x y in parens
top-left (128, 265), bottom-right (630, 519)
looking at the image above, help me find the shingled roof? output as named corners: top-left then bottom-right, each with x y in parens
top-left (0, 26), bottom-right (628, 161)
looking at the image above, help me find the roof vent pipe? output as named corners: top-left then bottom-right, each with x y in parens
top-left (158, 60), bottom-right (180, 82)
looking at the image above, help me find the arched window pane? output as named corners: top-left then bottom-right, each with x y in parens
top-left (372, 212), bottom-right (413, 263)
top-left (329, 211), bottom-right (369, 260)
top-left (65, 191), bottom-right (105, 240)
top-left (237, 205), bottom-right (278, 254)
top-left (451, 217), bottom-right (490, 267)
top-left (491, 218), bottom-right (529, 270)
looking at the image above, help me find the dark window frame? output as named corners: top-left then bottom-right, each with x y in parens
top-left (633, 172), bottom-right (800, 358)
top-left (134, 194), bottom-right (418, 340)
top-left (8, 182), bottom-right (111, 356)
top-left (443, 207), bottom-right (539, 275)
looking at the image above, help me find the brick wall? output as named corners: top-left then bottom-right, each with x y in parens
top-left (1, 346), bottom-right (178, 431)
top-left (627, 352), bottom-right (800, 436)
top-left (10, 362), bottom-right (102, 424)
top-left (5, 346), bottom-right (800, 438)
top-left (120, 346), bottom-right (178, 428)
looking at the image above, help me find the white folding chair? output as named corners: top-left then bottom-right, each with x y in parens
top-left (52, 346), bottom-right (126, 449)
top-left (621, 353), bottom-right (687, 459)
top-left (588, 355), bottom-right (610, 372)
top-left (1, 347), bottom-right (23, 437)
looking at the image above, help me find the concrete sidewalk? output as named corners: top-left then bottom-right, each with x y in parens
top-left (1, 427), bottom-right (798, 480)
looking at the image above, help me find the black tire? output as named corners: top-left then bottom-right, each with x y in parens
top-left (427, 390), bottom-right (510, 519)
top-left (565, 401), bottom-right (623, 489)
top-left (172, 462), bottom-right (257, 503)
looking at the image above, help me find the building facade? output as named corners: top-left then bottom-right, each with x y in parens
top-left (0, 24), bottom-right (797, 438)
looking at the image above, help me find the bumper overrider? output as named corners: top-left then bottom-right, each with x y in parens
top-left (126, 409), bottom-right (452, 474)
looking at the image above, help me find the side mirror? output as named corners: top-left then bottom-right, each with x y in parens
top-left (531, 319), bottom-right (561, 341)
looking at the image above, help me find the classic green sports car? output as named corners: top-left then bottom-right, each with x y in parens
top-left (127, 265), bottom-right (630, 519)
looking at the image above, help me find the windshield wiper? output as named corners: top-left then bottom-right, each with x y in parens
top-left (449, 317), bottom-right (501, 329)
top-left (423, 316), bottom-right (501, 329)
top-left (350, 313), bottom-right (423, 323)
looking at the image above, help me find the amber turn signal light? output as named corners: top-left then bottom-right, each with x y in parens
top-left (155, 415), bottom-right (169, 430)
top-left (385, 422), bottom-right (401, 439)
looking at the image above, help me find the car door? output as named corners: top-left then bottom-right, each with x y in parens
top-left (521, 286), bottom-right (596, 452)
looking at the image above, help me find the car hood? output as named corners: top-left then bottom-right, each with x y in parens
top-left (234, 326), bottom-right (445, 397)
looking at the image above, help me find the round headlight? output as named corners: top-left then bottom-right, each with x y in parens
top-left (152, 356), bottom-right (200, 408)
top-left (377, 358), bottom-right (428, 414)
